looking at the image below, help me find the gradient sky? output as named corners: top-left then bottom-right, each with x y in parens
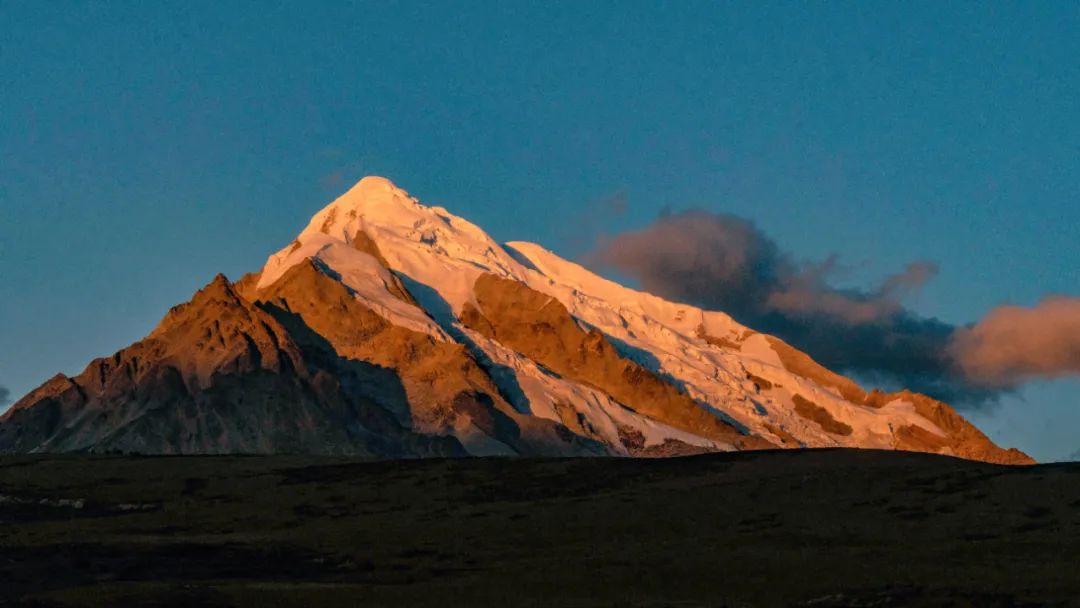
top-left (2, 2), bottom-right (1078, 460)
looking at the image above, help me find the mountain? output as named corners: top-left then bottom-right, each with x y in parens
top-left (1, 177), bottom-right (1032, 463)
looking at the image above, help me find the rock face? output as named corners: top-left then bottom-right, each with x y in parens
top-left (461, 274), bottom-right (770, 451)
top-left (1, 176), bottom-right (1033, 463)
top-left (0, 275), bottom-right (461, 457)
top-left (255, 259), bottom-right (601, 456)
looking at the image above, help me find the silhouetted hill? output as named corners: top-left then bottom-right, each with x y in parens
top-left (1, 449), bottom-right (1075, 606)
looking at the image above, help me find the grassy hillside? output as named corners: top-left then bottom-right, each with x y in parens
top-left (1, 449), bottom-right (1078, 607)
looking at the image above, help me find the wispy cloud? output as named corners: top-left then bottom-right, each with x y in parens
top-left (320, 170), bottom-right (345, 189)
top-left (556, 191), bottom-right (630, 257)
top-left (766, 258), bottom-right (940, 325)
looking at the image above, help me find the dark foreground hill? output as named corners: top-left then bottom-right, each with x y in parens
top-left (1, 449), bottom-right (1077, 607)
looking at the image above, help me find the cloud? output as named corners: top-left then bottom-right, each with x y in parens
top-left (949, 296), bottom-right (1080, 387)
top-left (586, 209), bottom-right (1077, 406)
top-left (556, 191), bottom-right (631, 256)
top-left (766, 259), bottom-right (940, 325)
top-left (588, 211), bottom-right (783, 314)
top-left (320, 170), bottom-right (345, 189)
top-left (0, 386), bottom-right (9, 407)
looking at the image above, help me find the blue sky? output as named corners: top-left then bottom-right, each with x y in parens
top-left (2, 2), bottom-right (1077, 460)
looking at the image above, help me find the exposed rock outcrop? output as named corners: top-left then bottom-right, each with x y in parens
top-left (253, 260), bottom-right (602, 456)
top-left (462, 273), bottom-right (774, 450)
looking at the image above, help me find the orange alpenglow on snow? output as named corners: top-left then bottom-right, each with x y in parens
top-left (0, 177), bottom-right (1032, 464)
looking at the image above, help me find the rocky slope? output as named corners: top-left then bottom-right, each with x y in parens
top-left (0, 275), bottom-right (460, 456)
top-left (1, 177), bottom-right (1032, 463)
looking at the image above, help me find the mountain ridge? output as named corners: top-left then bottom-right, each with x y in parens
top-left (1, 177), bottom-right (1032, 464)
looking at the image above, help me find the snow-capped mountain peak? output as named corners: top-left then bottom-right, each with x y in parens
top-left (261, 176), bottom-right (531, 316)
top-left (1, 177), bottom-right (1032, 464)
top-left (251, 177), bottom-right (1029, 462)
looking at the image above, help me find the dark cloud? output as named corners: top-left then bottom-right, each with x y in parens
top-left (588, 211), bottom-right (784, 316)
top-left (0, 386), bottom-right (10, 407)
top-left (949, 296), bottom-right (1080, 387)
top-left (586, 209), bottom-right (1077, 406)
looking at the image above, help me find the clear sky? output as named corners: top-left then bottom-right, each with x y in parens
top-left (2, 2), bottom-right (1077, 460)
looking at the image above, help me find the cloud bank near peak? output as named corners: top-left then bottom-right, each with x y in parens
top-left (586, 209), bottom-right (1080, 406)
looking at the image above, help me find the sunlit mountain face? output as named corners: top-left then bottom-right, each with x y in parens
top-left (1, 177), bottom-right (1031, 464)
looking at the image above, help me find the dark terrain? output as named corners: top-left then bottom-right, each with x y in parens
top-left (1, 449), bottom-right (1077, 607)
